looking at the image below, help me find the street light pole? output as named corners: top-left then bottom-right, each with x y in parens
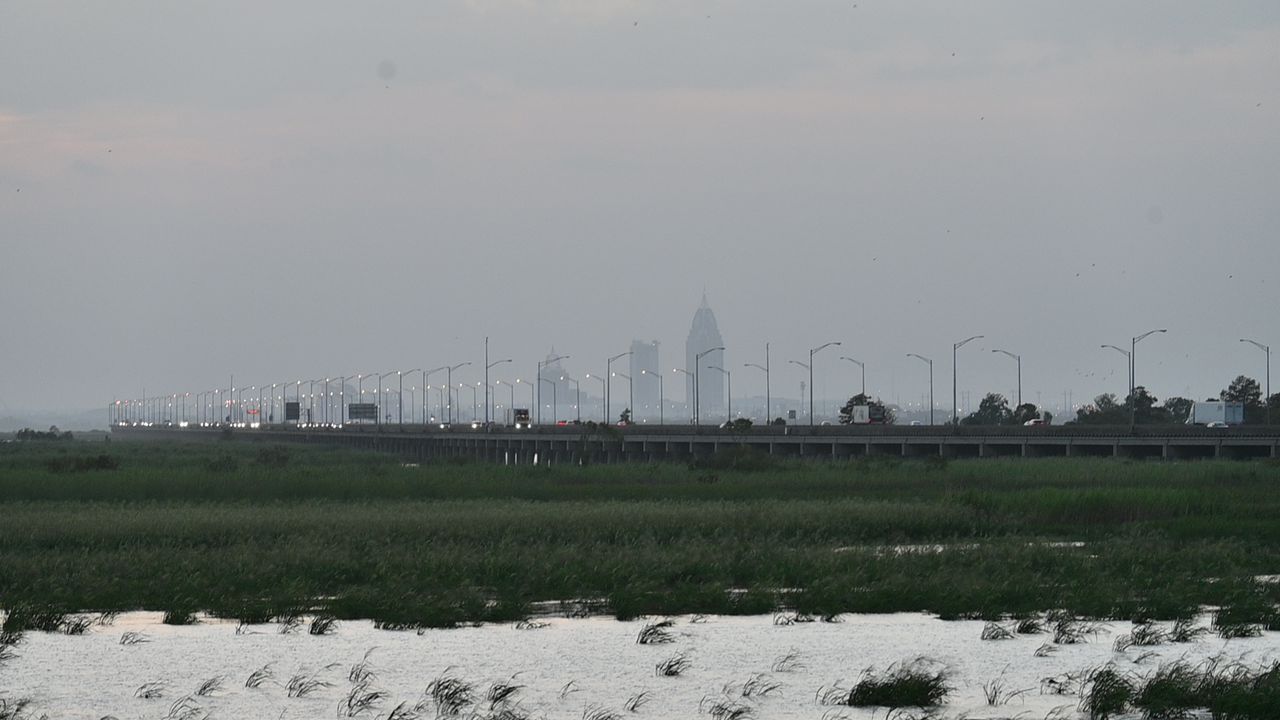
top-left (606, 351), bottom-right (632, 426)
top-left (641, 369), bottom-right (664, 425)
top-left (745, 342), bottom-right (770, 423)
top-left (807, 342), bottom-right (841, 426)
top-left (952, 335), bottom-right (984, 425)
top-left (840, 356), bottom-right (866, 397)
top-left (1130, 329), bottom-right (1167, 427)
top-left (561, 376), bottom-right (581, 422)
top-left (611, 372), bottom-right (633, 423)
top-left (907, 354), bottom-right (934, 426)
top-left (1101, 345), bottom-right (1132, 397)
top-left (991, 349), bottom-right (1021, 408)
top-left (1240, 338), bottom-right (1271, 425)
top-left (694, 346), bottom-right (725, 427)
top-left (446, 362), bottom-right (471, 425)
top-left (709, 366), bottom-right (731, 422)
top-left (536, 355), bottom-right (568, 426)
top-left (486, 356), bottom-right (512, 427)
top-left (673, 368), bottom-right (693, 423)
top-left (584, 374), bottom-right (605, 424)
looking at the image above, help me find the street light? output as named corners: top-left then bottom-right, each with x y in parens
top-left (536, 355), bottom-right (568, 425)
top-left (583, 374), bottom-right (606, 423)
top-left (446, 362), bottom-right (472, 425)
top-left (538, 377), bottom-right (558, 424)
top-left (515, 378), bottom-right (535, 421)
top-left (708, 366), bottom-right (731, 422)
top-left (1131, 329), bottom-right (1167, 426)
top-left (561, 375), bottom-right (581, 422)
top-left (486, 355), bottom-right (512, 426)
top-left (641, 369), bottom-right (664, 425)
top-left (1101, 344), bottom-right (1132, 397)
top-left (1240, 338), bottom-right (1271, 425)
top-left (806, 342), bottom-right (841, 426)
top-left (396, 369), bottom-right (421, 426)
top-left (694, 346), bottom-right (725, 426)
top-left (839, 356), bottom-right (866, 397)
top-left (788, 360), bottom-right (809, 419)
top-left (495, 379), bottom-right (517, 424)
top-left (907, 354), bottom-right (934, 426)
top-left (952, 335), bottom-right (984, 425)
top-left (672, 368), bottom-right (693, 424)
top-left (606, 351), bottom-right (632, 426)
top-left (991, 349), bottom-right (1021, 408)
top-left (612, 371), bottom-right (633, 424)
top-left (745, 342), bottom-right (770, 423)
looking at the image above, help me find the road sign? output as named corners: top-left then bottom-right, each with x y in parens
top-left (348, 403), bottom-right (378, 421)
top-left (285, 402), bottom-right (300, 421)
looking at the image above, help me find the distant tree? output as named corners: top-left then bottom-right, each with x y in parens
top-left (725, 418), bottom-right (753, 433)
top-left (1072, 393), bottom-right (1129, 425)
top-left (1221, 376), bottom-right (1264, 423)
top-left (1011, 403), bottom-right (1041, 425)
top-left (1162, 396), bottom-right (1194, 424)
top-left (961, 393), bottom-right (1013, 426)
top-left (619, 408), bottom-right (632, 424)
top-left (770, 417), bottom-right (786, 426)
top-left (838, 393), bottom-right (896, 425)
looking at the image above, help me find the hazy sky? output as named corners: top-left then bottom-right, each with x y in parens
top-left (2, 1), bottom-right (1277, 415)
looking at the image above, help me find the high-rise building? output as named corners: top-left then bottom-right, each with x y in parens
top-left (685, 294), bottom-right (726, 420)
top-left (630, 340), bottom-right (660, 422)
top-left (537, 348), bottom-right (575, 422)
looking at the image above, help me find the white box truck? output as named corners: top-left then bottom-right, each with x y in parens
top-left (1188, 401), bottom-right (1245, 426)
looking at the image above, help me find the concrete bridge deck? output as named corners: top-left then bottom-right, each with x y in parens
top-left (113, 423), bottom-right (1280, 463)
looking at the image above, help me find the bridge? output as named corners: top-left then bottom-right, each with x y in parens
top-left (112, 423), bottom-right (1280, 463)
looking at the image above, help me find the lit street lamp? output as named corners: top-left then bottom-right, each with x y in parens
top-left (446, 362), bottom-right (471, 424)
top-left (583, 374), bottom-right (605, 424)
top-left (397, 369), bottom-right (421, 426)
top-left (606, 351), bottom-right (632, 425)
top-left (486, 352), bottom-right (512, 426)
top-left (990, 349), bottom-right (1021, 408)
top-left (536, 355), bottom-right (568, 425)
top-left (612, 371), bottom-right (632, 423)
top-left (745, 342), bottom-right (770, 423)
top-left (694, 346), bottom-right (725, 426)
top-left (561, 375), bottom-right (581, 422)
top-left (953, 335), bottom-right (984, 425)
top-left (539, 377), bottom-right (557, 424)
top-left (641, 369), bottom-right (664, 425)
top-left (672, 368), bottom-right (693, 424)
top-left (907, 354), bottom-right (934, 426)
top-left (708, 366), bottom-right (731, 422)
top-left (1240, 338), bottom-right (1271, 425)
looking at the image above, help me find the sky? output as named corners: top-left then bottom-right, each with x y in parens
top-left (1, 1), bottom-right (1278, 420)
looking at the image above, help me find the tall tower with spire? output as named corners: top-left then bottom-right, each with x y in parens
top-left (685, 293), bottom-right (726, 420)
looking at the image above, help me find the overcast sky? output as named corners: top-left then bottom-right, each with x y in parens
top-left (1, 1), bottom-right (1277, 416)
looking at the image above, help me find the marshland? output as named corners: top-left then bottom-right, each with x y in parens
top-left (4, 441), bottom-right (1280, 717)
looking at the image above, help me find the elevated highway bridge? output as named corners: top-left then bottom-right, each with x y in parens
top-left (113, 423), bottom-right (1280, 463)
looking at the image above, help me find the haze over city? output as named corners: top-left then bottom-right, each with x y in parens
top-left (1, 1), bottom-right (1277, 426)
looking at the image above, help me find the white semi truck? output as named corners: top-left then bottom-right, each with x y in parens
top-left (1187, 401), bottom-right (1245, 426)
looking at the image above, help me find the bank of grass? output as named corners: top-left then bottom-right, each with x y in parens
top-left (2, 441), bottom-right (1280, 625)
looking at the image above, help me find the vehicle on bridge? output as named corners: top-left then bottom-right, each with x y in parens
top-left (513, 408), bottom-right (531, 429)
top-left (1188, 401), bottom-right (1245, 426)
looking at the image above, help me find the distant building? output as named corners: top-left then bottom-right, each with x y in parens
top-left (630, 340), bottom-right (661, 422)
top-left (537, 348), bottom-right (576, 422)
top-left (685, 294), bottom-right (726, 420)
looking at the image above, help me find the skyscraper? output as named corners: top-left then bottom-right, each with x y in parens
top-left (685, 294), bottom-right (725, 420)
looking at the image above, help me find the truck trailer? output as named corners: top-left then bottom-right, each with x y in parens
top-left (1187, 401), bottom-right (1245, 426)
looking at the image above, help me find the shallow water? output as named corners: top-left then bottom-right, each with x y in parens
top-left (2, 612), bottom-right (1277, 719)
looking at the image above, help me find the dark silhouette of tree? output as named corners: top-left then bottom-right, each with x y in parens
top-left (1011, 403), bottom-right (1041, 425)
top-left (1163, 397), bottom-right (1194, 424)
top-left (1221, 375), bottom-right (1264, 423)
top-left (961, 393), bottom-right (1013, 425)
top-left (838, 393), bottom-right (895, 425)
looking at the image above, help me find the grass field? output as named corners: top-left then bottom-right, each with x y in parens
top-left (2, 440), bottom-right (1280, 627)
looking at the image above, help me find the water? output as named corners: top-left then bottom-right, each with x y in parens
top-left (2, 612), bottom-right (1277, 719)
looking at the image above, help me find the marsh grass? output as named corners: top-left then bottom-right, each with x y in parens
top-left (980, 622), bottom-right (1014, 640)
top-left (309, 614), bottom-right (339, 635)
top-left (7, 444), bottom-right (1280, 622)
top-left (622, 692), bottom-right (650, 712)
top-left (655, 652), bottom-right (692, 677)
top-left (636, 620), bottom-right (676, 644)
top-left (823, 660), bottom-right (951, 709)
top-left (1079, 665), bottom-right (1133, 720)
top-left (244, 663), bottom-right (274, 689)
top-left (286, 672), bottom-right (332, 698)
top-left (425, 670), bottom-right (475, 715)
top-left (699, 697), bottom-right (754, 719)
top-left (193, 676), bottom-right (224, 697)
top-left (771, 649), bottom-right (805, 673)
top-left (485, 676), bottom-right (523, 709)
top-left (134, 681), bottom-right (166, 699)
